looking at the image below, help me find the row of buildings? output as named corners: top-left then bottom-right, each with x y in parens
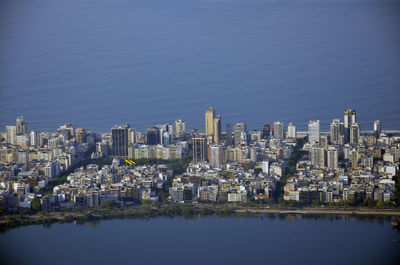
top-left (0, 108), bottom-right (398, 210)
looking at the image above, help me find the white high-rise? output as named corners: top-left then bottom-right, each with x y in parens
top-left (30, 130), bottom-right (39, 147)
top-left (374, 120), bottom-right (381, 138)
top-left (308, 120), bottom-right (320, 144)
top-left (175, 120), bottom-right (186, 137)
top-left (310, 145), bottom-right (325, 168)
top-left (287, 123), bottom-right (296, 138)
top-left (327, 146), bottom-right (338, 169)
top-left (6, 126), bottom-right (17, 145)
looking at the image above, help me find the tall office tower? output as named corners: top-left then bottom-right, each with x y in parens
top-left (234, 123), bottom-right (246, 146)
top-left (272, 121), bottom-right (283, 139)
top-left (205, 107), bottom-right (215, 137)
top-left (310, 145), bottom-right (325, 168)
top-left (5, 126), bottom-right (17, 145)
top-left (75, 128), bottom-right (86, 143)
top-left (350, 123), bottom-right (360, 145)
top-left (330, 119), bottom-right (344, 145)
top-left (16, 116), bottom-right (27, 135)
top-left (175, 120), bottom-right (186, 137)
top-left (287, 123), bottom-right (296, 138)
top-left (374, 120), bottom-right (381, 138)
top-left (30, 130), bottom-right (39, 147)
top-left (308, 120), bottom-right (320, 144)
top-left (327, 146), bottom-right (338, 169)
top-left (192, 137), bottom-right (207, 163)
top-left (208, 144), bottom-right (223, 168)
top-left (226, 124), bottom-right (232, 146)
top-left (262, 123), bottom-right (270, 139)
top-left (112, 124), bottom-right (129, 157)
top-left (344, 109), bottom-right (356, 143)
top-left (213, 115), bottom-right (221, 144)
top-left (145, 126), bottom-right (160, 145)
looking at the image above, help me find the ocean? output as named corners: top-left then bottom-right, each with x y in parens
top-left (0, 0), bottom-right (399, 133)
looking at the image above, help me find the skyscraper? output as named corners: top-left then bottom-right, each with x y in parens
top-left (205, 107), bottom-right (215, 137)
top-left (344, 109), bottom-right (356, 143)
top-left (330, 119), bottom-right (344, 145)
top-left (374, 120), bottom-right (381, 138)
top-left (213, 115), bottom-right (221, 144)
top-left (175, 120), bottom-right (186, 137)
top-left (6, 126), bottom-right (17, 145)
top-left (226, 124), bottom-right (232, 146)
top-left (192, 137), bottom-right (207, 163)
top-left (308, 120), bottom-right (320, 144)
top-left (16, 116), bottom-right (27, 135)
top-left (287, 123), bottom-right (296, 139)
top-left (272, 121), bottom-right (283, 140)
top-left (112, 124), bottom-right (129, 157)
top-left (234, 123), bottom-right (246, 146)
top-left (350, 123), bottom-right (360, 145)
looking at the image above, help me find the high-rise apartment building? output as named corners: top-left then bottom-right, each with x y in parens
top-left (234, 123), bottom-right (246, 146)
top-left (205, 107), bottom-right (215, 137)
top-left (30, 130), bottom-right (39, 147)
top-left (350, 123), bottom-right (360, 145)
top-left (310, 145), bottom-right (325, 168)
top-left (226, 124), bottom-right (232, 146)
top-left (327, 146), bottom-right (338, 169)
top-left (112, 124), bottom-right (129, 157)
top-left (374, 120), bottom-right (381, 138)
top-left (75, 128), bottom-right (86, 143)
top-left (344, 109), bottom-right (356, 143)
top-left (145, 126), bottom-right (160, 145)
top-left (213, 115), bottom-right (221, 144)
top-left (262, 124), bottom-right (270, 139)
top-left (6, 126), bottom-right (17, 145)
top-left (272, 121), bottom-right (283, 140)
top-left (16, 116), bottom-right (27, 135)
top-left (208, 144), bottom-right (223, 168)
top-left (287, 123), bottom-right (296, 139)
top-left (175, 120), bottom-right (186, 137)
top-left (308, 120), bottom-right (320, 144)
top-left (192, 137), bottom-right (207, 163)
top-left (330, 119), bottom-right (344, 145)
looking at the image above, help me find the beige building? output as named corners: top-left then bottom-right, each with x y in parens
top-left (205, 107), bottom-right (215, 137)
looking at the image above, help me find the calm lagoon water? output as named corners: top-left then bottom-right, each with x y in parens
top-left (0, 0), bottom-right (400, 132)
top-left (0, 215), bottom-right (400, 265)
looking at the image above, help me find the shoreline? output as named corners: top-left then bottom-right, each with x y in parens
top-left (1, 205), bottom-right (399, 233)
top-left (233, 207), bottom-right (400, 216)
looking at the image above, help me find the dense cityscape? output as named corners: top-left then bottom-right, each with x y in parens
top-left (0, 108), bottom-right (399, 215)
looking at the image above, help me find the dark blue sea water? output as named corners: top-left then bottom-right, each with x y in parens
top-left (0, 216), bottom-right (400, 265)
top-left (0, 0), bottom-right (399, 132)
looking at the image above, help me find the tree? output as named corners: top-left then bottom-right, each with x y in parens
top-left (31, 198), bottom-right (41, 212)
